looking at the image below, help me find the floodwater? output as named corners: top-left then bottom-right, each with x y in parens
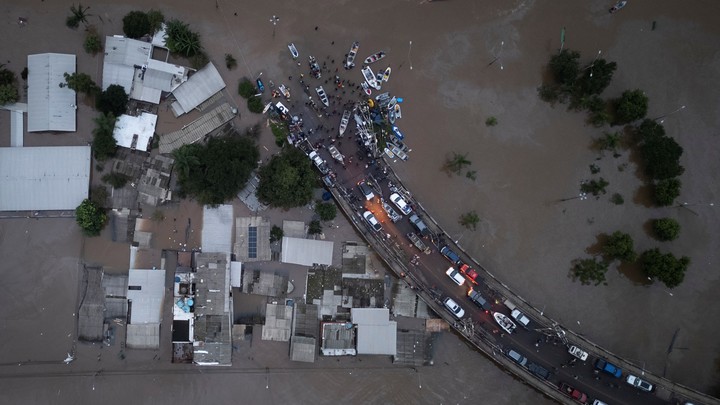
top-left (1, 0), bottom-right (720, 401)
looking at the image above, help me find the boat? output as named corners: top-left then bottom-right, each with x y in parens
top-left (382, 67), bottom-right (391, 82)
top-left (315, 86), bottom-right (329, 107)
top-left (394, 104), bottom-right (402, 119)
top-left (361, 66), bottom-right (378, 90)
top-left (388, 108), bottom-right (396, 125)
top-left (382, 200), bottom-right (402, 222)
top-left (609, 0), bottom-right (627, 13)
top-left (339, 110), bottom-right (351, 136)
top-left (364, 51), bottom-right (386, 64)
top-left (262, 102), bottom-right (272, 114)
top-left (345, 41), bottom-right (359, 69)
top-left (288, 43), bottom-right (299, 59)
top-left (384, 148), bottom-right (395, 159)
top-left (256, 78), bottom-right (265, 93)
top-left (328, 145), bottom-right (344, 164)
top-left (493, 312), bottom-right (517, 334)
top-left (374, 92), bottom-right (389, 101)
top-left (407, 232), bottom-right (431, 254)
top-left (390, 144), bottom-right (408, 161)
top-left (279, 84), bottom-right (291, 99)
top-left (361, 82), bottom-right (372, 96)
top-left (309, 56), bottom-right (321, 79)
top-left (376, 72), bottom-right (384, 82)
top-left (392, 125), bottom-right (404, 140)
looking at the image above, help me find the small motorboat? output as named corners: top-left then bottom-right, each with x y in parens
top-left (493, 312), bottom-right (517, 334)
top-left (384, 148), bottom-right (395, 159)
top-left (256, 78), bottom-right (265, 93)
top-left (339, 110), bottom-right (351, 136)
top-left (279, 84), bottom-right (291, 99)
top-left (364, 51), bottom-right (386, 64)
top-left (361, 82), bottom-right (372, 96)
top-left (361, 66), bottom-right (378, 90)
top-left (328, 145), bottom-right (344, 164)
top-left (382, 67), bottom-right (391, 82)
top-left (315, 86), bottom-right (329, 107)
top-left (392, 125), bottom-right (404, 140)
top-left (609, 0), bottom-right (627, 13)
top-left (394, 104), bottom-right (402, 119)
top-left (388, 108), bottom-right (396, 125)
top-left (389, 144), bottom-right (408, 161)
top-left (345, 41), bottom-right (359, 69)
top-left (288, 43), bottom-right (299, 59)
top-left (374, 92), bottom-right (389, 101)
top-left (309, 55), bottom-right (321, 79)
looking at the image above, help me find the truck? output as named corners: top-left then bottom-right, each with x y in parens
top-left (407, 232), bottom-right (431, 254)
top-left (467, 288), bottom-right (491, 312)
top-left (308, 151), bottom-right (330, 175)
top-left (408, 213), bottom-right (430, 236)
top-left (594, 359), bottom-right (622, 378)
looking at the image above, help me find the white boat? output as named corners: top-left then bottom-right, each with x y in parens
top-left (374, 92), bottom-right (390, 101)
top-left (390, 144), bottom-right (408, 161)
top-left (345, 41), bottom-right (359, 69)
top-left (278, 84), bottom-right (290, 99)
top-left (394, 104), bottom-right (402, 119)
top-left (364, 51), bottom-right (386, 64)
top-left (361, 66), bottom-right (379, 90)
top-left (361, 81), bottom-right (372, 96)
top-left (339, 110), bottom-right (351, 136)
top-left (328, 145), bottom-right (344, 164)
top-left (388, 108), bottom-right (396, 125)
top-left (382, 67), bottom-right (391, 82)
top-left (288, 43), bottom-right (299, 59)
top-left (493, 312), bottom-right (517, 334)
top-left (384, 148), bottom-right (395, 159)
top-left (315, 86), bottom-right (329, 107)
top-left (609, 0), bottom-right (627, 13)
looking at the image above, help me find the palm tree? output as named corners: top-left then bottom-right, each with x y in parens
top-left (459, 211), bottom-right (480, 231)
top-left (175, 30), bottom-right (202, 57)
top-left (444, 152), bottom-right (472, 174)
top-left (596, 131), bottom-right (622, 154)
top-left (67, 3), bottom-right (92, 29)
top-left (172, 146), bottom-right (200, 178)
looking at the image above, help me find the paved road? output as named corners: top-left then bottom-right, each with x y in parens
top-left (272, 59), bottom-right (675, 405)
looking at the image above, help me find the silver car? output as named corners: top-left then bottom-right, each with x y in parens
top-left (443, 297), bottom-right (465, 319)
top-left (363, 211), bottom-right (382, 232)
top-left (626, 374), bottom-right (654, 392)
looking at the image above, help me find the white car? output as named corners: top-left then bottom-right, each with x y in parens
top-left (626, 374), bottom-right (654, 392)
top-left (568, 345), bottom-right (589, 361)
top-left (363, 211), bottom-right (382, 232)
top-left (443, 297), bottom-right (465, 319)
top-left (510, 309), bottom-right (531, 328)
top-left (389, 192), bottom-right (412, 215)
top-left (445, 267), bottom-right (465, 286)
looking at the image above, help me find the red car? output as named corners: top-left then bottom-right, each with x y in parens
top-left (459, 263), bottom-right (479, 284)
top-left (559, 382), bottom-right (588, 404)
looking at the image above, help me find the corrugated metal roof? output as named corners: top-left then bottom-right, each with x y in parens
top-left (171, 63), bottom-right (225, 115)
top-left (0, 146), bottom-right (90, 211)
top-left (27, 53), bottom-right (77, 132)
top-left (158, 102), bottom-right (235, 154)
top-left (281, 237), bottom-right (334, 266)
top-left (127, 269), bottom-right (166, 324)
top-left (201, 204), bottom-right (234, 253)
top-left (352, 308), bottom-right (397, 356)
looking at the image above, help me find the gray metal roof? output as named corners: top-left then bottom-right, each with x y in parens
top-left (202, 204), bottom-right (234, 253)
top-left (170, 63), bottom-right (225, 115)
top-left (159, 102), bottom-right (235, 154)
top-left (352, 308), bottom-right (397, 356)
top-left (27, 53), bottom-right (77, 132)
top-left (281, 237), bottom-right (334, 266)
top-left (0, 146), bottom-right (90, 211)
top-left (102, 36), bottom-right (151, 93)
top-left (127, 269), bottom-right (166, 324)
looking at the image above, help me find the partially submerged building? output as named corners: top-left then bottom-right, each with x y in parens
top-left (126, 268), bottom-right (166, 349)
top-left (193, 252), bottom-right (233, 366)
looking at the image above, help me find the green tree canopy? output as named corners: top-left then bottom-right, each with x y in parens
top-left (459, 211), bottom-right (480, 231)
top-left (84, 30), bottom-right (103, 54)
top-left (257, 148), bottom-right (316, 209)
top-left (653, 178), bottom-right (682, 206)
top-left (443, 152), bottom-right (472, 174)
top-left (549, 49), bottom-right (580, 87)
top-left (576, 59), bottom-right (617, 96)
top-left (636, 119), bottom-right (666, 142)
top-left (175, 136), bottom-right (259, 205)
top-left (315, 201), bottom-right (337, 221)
top-left (92, 113), bottom-right (118, 160)
top-left (63, 72), bottom-right (100, 96)
top-left (75, 199), bottom-right (107, 236)
top-left (308, 220), bottom-right (323, 235)
top-left (0, 83), bottom-right (19, 105)
top-left (580, 177), bottom-right (609, 196)
top-left (238, 78), bottom-right (257, 99)
top-left (641, 134), bottom-right (684, 180)
top-left (164, 19), bottom-right (202, 57)
top-left (640, 248), bottom-right (690, 288)
top-left (122, 11), bottom-right (153, 39)
top-left (66, 3), bottom-right (92, 29)
top-left (146, 10), bottom-right (165, 33)
top-left (615, 89), bottom-right (649, 124)
top-left (652, 218), bottom-right (681, 241)
top-left (269, 225), bottom-right (284, 243)
top-left (570, 257), bottom-right (609, 286)
top-left (96, 84), bottom-right (128, 116)
top-left (603, 231), bottom-right (637, 262)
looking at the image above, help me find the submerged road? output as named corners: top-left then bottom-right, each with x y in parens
top-left (269, 52), bottom-right (717, 405)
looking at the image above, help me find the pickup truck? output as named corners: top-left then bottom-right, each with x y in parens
top-left (594, 359), bottom-right (622, 378)
top-left (308, 151), bottom-right (329, 175)
top-left (467, 288), bottom-right (491, 312)
top-left (408, 213), bottom-right (430, 236)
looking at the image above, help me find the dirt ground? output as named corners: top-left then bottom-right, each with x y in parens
top-left (1, 0), bottom-right (720, 401)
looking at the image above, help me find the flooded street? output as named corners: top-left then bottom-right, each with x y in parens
top-left (1, 0), bottom-right (720, 401)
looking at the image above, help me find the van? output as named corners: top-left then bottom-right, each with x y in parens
top-left (408, 214), bottom-right (429, 236)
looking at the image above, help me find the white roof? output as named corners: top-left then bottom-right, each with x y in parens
top-left (201, 205), bottom-right (234, 253)
top-left (0, 146), bottom-right (90, 211)
top-left (171, 63), bottom-right (225, 115)
top-left (351, 308), bottom-right (397, 356)
top-left (112, 112), bottom-right (158, 151)
top-left (281, 237), bottom-right (334, 266)
top-left (27, 53), bottom-right (77, 132)
top-left (127, 269), bottom-right (166, 324)
top-left (230, 261), bottom-right (243, 288)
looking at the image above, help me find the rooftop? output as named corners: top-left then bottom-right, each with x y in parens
top-left (202, 205), bottom-right (234, 254)
top-left (261, 303), bottom-right (293, 342)
top-left (127, 269), bottom-right (166, 324)
top-left (234, 216), bottom-right (271, 262)
top-left (158, 102), bottom-right (236, 154)
top-left (281, 237), bottom-right (334, 267)
top-left (27, 53), bottom-right (76, 132)
top-left (351, 308), bottom-right (397, 356)
top-left (170, 63), bottom-right (225, 116)
top-left (112, 112), bottom-right (158, 152)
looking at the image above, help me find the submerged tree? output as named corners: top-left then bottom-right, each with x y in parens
top-left (640, 248), bottom-right (690, 289)
top-left (66, 3), bottom-right (92, 29)
top-left (459, 211), bottom-right (480, 231)
top-left (570, 257), bottom-right (609, 286)
top-left (443, 152), bottom-right (472, 174)
top-left (615, 89), bottom-right (649, 124)
top-left (603, 231), bottom-right (637, 262)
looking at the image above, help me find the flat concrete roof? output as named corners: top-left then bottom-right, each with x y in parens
top-left (281, 237), bottom-right (334, 267)
top-left (352, 308), bottom-right (397, 356)
top-left (27, 53), bottom-right (76, 132)
top-left (0, 146), bottom-right (90, 211)
top-left (113, 112), bottom-right (157, 151)
top-left (202, 205), bottom-right (234, 253)
top-left (127, 269), bottom-right (166, 324)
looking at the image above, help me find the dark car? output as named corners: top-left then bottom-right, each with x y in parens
top-left (440, 246), bottom-right (461, 265)
top-left (357, 180), bottom-right (375, 201)
top-left (459, 263), bottom-right (479, 284)
top-left (505, 349), bottom-right (527, 367)
top-left (594, 359), bottom-right (622, 378)
top-left (408, 213), bottom-right (430, 236)
top-left (467, 288), bottom-right (491, 312)
top-left (527, 362), bottom-right (552, 380)
top-left (559, 382), bottom-right (588, 404)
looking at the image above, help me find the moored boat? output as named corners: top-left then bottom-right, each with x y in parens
top-left (279, 84), bottom-right (291, 99)
top-left (609, 0), bottom-right (627, 13)
top-left (309, 55), bottom-right (321, 79)
top-left (328, 145), bottom-right (344, 164)
top-left (288, 43), bottom-right (299, 59)
top-left (384, 148), bottom-right (396, 159)
top-left (389, 144), bottom-right (408, 161)
top-left (361, 66), bottom-right (378, 91)
top-left (394, 104), bottom-right (402, 119)
top-left (493, 312), bottom-right (517, 334)
top-left (345, 41), bottom-right (359, 69)
top-left (392, 125), bottom-right (404, 141)
top-left (315, 86), bottom-right (329, 107)
top-left (364, 51), bottom-right (386, 64)
top-left (382, 67), bottom-right (391, 82)
top-left (388, 108), bottom-right (396, 125)
top-left (339, 110), bottom-right (351, 136)
top-left (361, 82), bottom-right (372, 96)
